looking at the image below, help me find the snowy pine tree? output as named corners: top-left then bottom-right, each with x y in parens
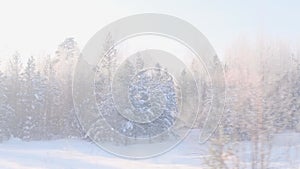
top-left (20, 56), bottom-right (44, 140)
top-left (128, 66), bottom-right (178, 141)
top-left (43, 55), bottom-right (63, 139)
top-left (0, 70), bottom-right (13, 141)
top-left (7, 52), bottom-right (23, 138)
top-left (54, 38), bottom-right (82, 138)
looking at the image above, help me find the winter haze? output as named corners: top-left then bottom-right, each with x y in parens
top-left (0, 1), bottom-right (300, 169)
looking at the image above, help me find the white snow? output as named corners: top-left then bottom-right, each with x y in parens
top-left (0, 130), bottom-right (299, 169)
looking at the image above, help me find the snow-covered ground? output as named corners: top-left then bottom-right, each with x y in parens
top-left (0, 130), bottom-right (299, 169)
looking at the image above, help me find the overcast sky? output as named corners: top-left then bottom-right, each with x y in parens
top-left (0, 0), bottom-right (299, 62)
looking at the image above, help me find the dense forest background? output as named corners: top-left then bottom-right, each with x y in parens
top-left (0, 36), bottom-right (299, 150)
top-left (0, 38), bottom-right (82, 141)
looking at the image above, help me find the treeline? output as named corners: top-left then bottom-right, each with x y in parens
top-left (0, 38), bottom-right (83, 141)
top-left (0, 35), bottom-right (209, 143)
top-left (0, 35), bottom-right (299, 148)
top-left (206, 38), bottom-right (300, 169)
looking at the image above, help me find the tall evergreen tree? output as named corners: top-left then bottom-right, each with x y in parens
top-left (43, 55), bottom-right (63, 139)
top-left (0, 70), bottom-right (13, 141)
top-left (7, 52), bottom-right (23, 138)
top-left (55, 38), bottom-right (82, 138)
top-left (20, 56), bottom-right (45, 140)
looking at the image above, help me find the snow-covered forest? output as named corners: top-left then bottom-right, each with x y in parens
top-left (206, 38), bottom-right (300, 169)
top-left (0, 38), bottom-right (83, 141)
top-left (0, 35), bottom-right (300, 169)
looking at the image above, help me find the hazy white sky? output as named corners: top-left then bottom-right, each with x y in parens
top-left (0, 0), bottom-right (299, 62)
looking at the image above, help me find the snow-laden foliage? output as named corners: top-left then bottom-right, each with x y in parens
top-left (93, 45), bottom-right (179, 144)
top-left (0, 71), bottom-right (13, 141)
top-left (0, 38), bottom-right (83, 142)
